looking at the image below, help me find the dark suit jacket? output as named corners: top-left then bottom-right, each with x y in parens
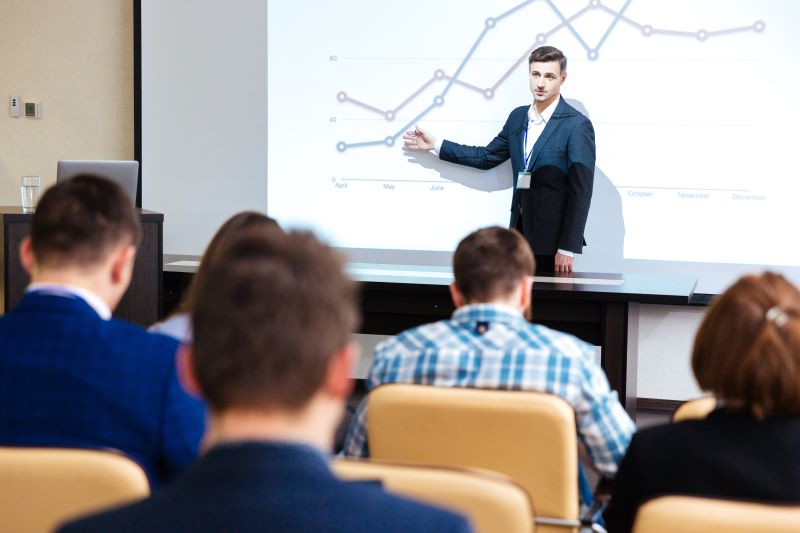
top-left (0, 291), bottom-right (206, 486)
top-left (59, 441), bottom-right (473, 533)
top-left (439, 97), bottom-right (595, 255)
top-left (604, 409), bottom-right (800, 533)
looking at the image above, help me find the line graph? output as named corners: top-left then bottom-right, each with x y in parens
top-left (335, 0), bottom-right (764, 152)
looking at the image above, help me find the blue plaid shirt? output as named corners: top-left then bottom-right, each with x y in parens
top-left (342, 303), bottom-right (635, 476)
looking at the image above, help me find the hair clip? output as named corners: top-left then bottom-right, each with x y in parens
top-left (766, 306), bottom-right (790, 328)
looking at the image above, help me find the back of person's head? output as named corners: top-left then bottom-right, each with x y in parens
top-left (30, 174), bottom-right (141, 269)
top-left (692, 272), bottom-right (800, 419)
top-left (191, 227), bottom-right (359, 412)
top-left (181, 211), bottom-right (279, 312)
top-left (453, 226), bottom-right (535, 303)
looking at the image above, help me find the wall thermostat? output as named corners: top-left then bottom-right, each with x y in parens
top-left (24, 101), bottom-right (41, 118)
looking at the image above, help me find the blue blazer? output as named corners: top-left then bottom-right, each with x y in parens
top-left (0, 291), bottom-right (206, 486)
top-left (59, 442), bottom-right (473, 533)
top-left (440, 97), bottom-right (595, 254)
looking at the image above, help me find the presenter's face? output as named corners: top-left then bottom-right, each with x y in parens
top-left (529, 61), bottom-right (566, 108)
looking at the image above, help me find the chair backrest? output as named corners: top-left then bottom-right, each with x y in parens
top-left (672, 396), bottom-right (716, 422)
top-left (332, 458), bottom-right (533, 533)
top-left (632, 495), bottom-right (800, 533)
top-left (367, 384), bottom-right (578, 530)
top-left (0, 447), bottom-right (150, 533)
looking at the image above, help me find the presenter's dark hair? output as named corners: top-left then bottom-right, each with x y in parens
top-left (191, 227), bottom-right (359, 412)
top-left (30, 174), bottom-right (141, 268)
top-left (180, 211), bottom-right (279, 313)
top-left (529, 45), bottom-right (567, 73)
top-left (453, 226), bottom-right (535, 303)
top-left (692, 272), bottom-right (800, 419)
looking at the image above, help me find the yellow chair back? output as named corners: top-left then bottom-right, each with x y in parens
top-left (0, 447), bottom-right (149, 533)
top-left (332, 458), bottom-right (533, 533)
top-left (633, 495), bottom-right (800, 533)
top-left (367, 384), bottom-right (579, 533)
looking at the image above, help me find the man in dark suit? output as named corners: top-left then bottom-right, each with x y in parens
top-left (60, 227), bottom-right (471, 532)
top-left (404, 46), bottom-right (595, 273)
top-left (0, 175), bottom-right (205, 486)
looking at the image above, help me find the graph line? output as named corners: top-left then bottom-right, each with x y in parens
top-left (336, 0), bottom-right (764, 152)
top-left (594, 0), bottom-right (632, 54)
top-left (545, 0), bottom-right (592, 53)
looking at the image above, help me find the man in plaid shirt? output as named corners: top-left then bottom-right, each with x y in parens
top-left (342, 226), bottom-right (635, 482)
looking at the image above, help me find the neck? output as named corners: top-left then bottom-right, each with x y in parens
top-left (534, 95), bottom-right (558, 114)
top-left (30, 269), bottom-right (112, 307)
top-left (465, 296), bottom-right (522, 311)
top-left (202, 398), bottom-right (342, 454)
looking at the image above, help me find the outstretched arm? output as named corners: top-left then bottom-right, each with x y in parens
top-left (437, 109), bottom-right (519, 171)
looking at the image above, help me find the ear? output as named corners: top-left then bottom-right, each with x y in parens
top-left (560, 71), bottom-right (567, 84)
top-left (520, 275), bottom-right (534, 320)
top-left (176, 344), bottom-right (204, 398)
top-left (520, 275), bottom-right (533, 309)
top-left (449, 282), bottom-right (465, 308)
top-left (110, 244), bottom-right (137, 287)
top-left (325, 341), bottom-right (360, 400)
top-left (19, 237), bottom-right (35, 275)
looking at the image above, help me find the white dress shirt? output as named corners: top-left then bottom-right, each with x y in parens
top-left (523, 96), bottom-right (559, 166)
top-left (26, 282), bottom-right (112, 320)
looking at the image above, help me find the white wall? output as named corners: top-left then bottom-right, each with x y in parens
top-left (636, 305), bottom-right (704, 401)
top-left (0, 0), bottom-right (133, 201)
top-left (0, 0), bottom-right (132, 309)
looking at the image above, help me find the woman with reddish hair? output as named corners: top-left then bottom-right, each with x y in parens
top-left (605, 272), bottom-right (800, 533)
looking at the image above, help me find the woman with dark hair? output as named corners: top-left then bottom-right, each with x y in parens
top-left (605, 272), bottom-right (800, 533)
top-left (149, 211), bottom-right (279, 341)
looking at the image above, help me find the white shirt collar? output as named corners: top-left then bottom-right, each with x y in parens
top-left (528, 96), bottom-right (560, 124)
top-left (26, 282), bottom-right (112, 320)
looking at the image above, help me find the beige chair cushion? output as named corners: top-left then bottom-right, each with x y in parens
top-left (332, 458), bottom-right (533, 533)
top-left (672, 396), bottom-right (717, 422)
top-left (633, 495), bottom-right (800, 533)
top-left (0, 447), bottom-right (149, 533)
top-left (367, 384), bottom-right (578, 530)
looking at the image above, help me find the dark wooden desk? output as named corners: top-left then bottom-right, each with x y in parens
top-left (1, 207), bottom-right (163, 326)
top-left (163, 256), bottom-right (696, 414)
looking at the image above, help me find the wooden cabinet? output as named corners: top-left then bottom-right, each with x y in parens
top-left (1, 207), bottom-right (163, 326)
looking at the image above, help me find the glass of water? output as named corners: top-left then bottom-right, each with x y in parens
top-left (21, 176), bottom-right (42, 213)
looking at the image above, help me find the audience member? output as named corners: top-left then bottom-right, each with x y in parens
top-left (604, 272), bottom-right (800, 533)
top-left (0, 175), bottom-right (205, 486)
top-left (149, 210), bottom-right (279, 341)
top-left (60, 227), bottom-right (471, 533)
top-left (343, 227), bottom-right (635, 489)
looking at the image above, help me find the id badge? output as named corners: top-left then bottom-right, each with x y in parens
top-left (517, 172), bottom-right (532, 190)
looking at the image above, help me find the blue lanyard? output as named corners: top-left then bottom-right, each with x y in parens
top-left (523, 119), bottom-right (536, 169)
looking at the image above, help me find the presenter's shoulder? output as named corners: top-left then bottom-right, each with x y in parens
top-left (509, 104), bottom-right (530, 118)
top-left (559, 99), bottom-right (593, 124)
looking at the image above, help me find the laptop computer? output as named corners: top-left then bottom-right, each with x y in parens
top-left (56, 160), bottom-right (140, 202)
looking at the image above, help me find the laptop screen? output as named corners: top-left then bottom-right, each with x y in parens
top-left (56, 160), bottom-right (139, 203)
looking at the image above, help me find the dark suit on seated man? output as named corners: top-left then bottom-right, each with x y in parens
top-left (60, 228), bottom-right (471, 533)
top-left (0, 175), bottom-right (205, 486)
